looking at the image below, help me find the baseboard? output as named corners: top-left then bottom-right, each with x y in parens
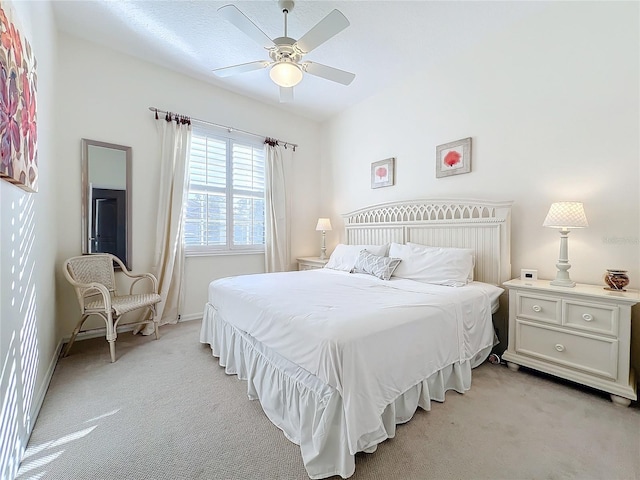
top-left (24, 337), bottom-right (64, 449)
top-left (61, 323), bottom-right (137, 343)
top-left (178, 313), bottom-right (202, 322)
top-left (61, 315), bottom-right (201, 344)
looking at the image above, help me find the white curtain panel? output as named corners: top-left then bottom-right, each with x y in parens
top-left (265, 143), bottom-right (292, 272)
top-left (141, 118), bottom-right (192, 333)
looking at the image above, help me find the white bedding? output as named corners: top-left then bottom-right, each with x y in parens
top-left (203, 268), bottom-right (502, 456)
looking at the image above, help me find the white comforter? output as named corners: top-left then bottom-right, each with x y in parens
top-left (207, 268), bottom-right (502, 454)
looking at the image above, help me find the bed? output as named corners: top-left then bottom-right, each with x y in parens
top-left (200, 199), bottom-right (512, 479)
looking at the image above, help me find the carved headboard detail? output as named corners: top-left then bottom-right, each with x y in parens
top-left (342, 198), bottom-right (513, 286)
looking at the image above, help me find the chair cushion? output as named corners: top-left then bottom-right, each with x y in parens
top-left (85, 293), bottom-right (162, 316)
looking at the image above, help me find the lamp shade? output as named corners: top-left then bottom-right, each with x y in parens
top-left (269, 61), bottom-right (303, 88)
top-left (315, 218), bottom-right (332, 231)
top-left (543, 202), bottom-right (588, 229)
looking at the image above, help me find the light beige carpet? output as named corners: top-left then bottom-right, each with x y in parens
top-left (17, 320), bottom-right (640, 480)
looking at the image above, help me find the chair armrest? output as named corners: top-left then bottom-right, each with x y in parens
top-left (108, 254), bottom-right (159, 294)
top-left (71, 281), bottom-right (112, 313)
top-left (129, 273), bottom-right (159, 295)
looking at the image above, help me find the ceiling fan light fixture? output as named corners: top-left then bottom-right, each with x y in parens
top-left (216, 1), bottom-right (355, 97)
top-left (270, 61), bottom-right (303, 88)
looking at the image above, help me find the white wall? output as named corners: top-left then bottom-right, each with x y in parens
top-left (0, 2), bottom-right (57, 479)
top-left (54, 33), bottom-right (323, 333)
top-left (320, 1), bottom-right (639, 364)
top-left (321, 1), bottom-right (639, 289)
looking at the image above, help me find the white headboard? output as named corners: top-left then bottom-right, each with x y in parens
top-left (342, 198), bottom-right (513, 286)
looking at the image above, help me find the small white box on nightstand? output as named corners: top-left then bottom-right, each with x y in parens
top-left (520, 269), bottom-right (538, 281)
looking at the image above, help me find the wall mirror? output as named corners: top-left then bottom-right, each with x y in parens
top-left (81, 139), bottom-right (132, 269)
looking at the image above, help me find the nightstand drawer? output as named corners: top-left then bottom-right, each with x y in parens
top-left (299, 263), bottom-right (320, 271)
top-left (563, 300), bottom-right (617, 335)
top-left (515, 321), bottom-right (618, 380)
top-left (297, 257), bottom-right (329, 271)
top-left (516, 292), bottom-right (561, 324)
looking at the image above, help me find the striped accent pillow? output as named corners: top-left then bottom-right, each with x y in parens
top-left (353, 250), bottom-right (402, 281)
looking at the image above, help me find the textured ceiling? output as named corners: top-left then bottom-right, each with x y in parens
top-left (52, 1), bottom-right (550, 122)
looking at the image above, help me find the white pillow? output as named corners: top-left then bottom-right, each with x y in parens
top-left (353, 250), bottom-right (402, 281)
top-left (407, 242), bottom-right (476, 282)
top-left (324, 244), bottom-right (389, 272)
top-left (389, 242), bottom-right (474, 287)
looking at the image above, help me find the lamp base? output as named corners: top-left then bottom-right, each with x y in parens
top-left (550, 278), bottom-right (576, 288)
top-left (319, 230), bottom-right (327, 260)
top-left (551, 263), bottom-right (575, 287)
top-left (551, 230), bottom-right (576, 287)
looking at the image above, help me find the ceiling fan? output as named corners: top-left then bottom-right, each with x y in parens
top-left (213, 0), bottom-right (355, 103)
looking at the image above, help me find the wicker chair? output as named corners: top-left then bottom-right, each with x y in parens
top-left (62, 254), bottom-right (162, 362)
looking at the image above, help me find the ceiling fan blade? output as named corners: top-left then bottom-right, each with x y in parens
top-left (213, 61), bottom-right (270, 78)
top-left (279, 87), bottom-right (294, 103)
top-left (218, 5), bottom-right (275, 48)
top-left (303, 62), bottom-right (355, 86)
top-left (295, 9), bottom-right (349, 54)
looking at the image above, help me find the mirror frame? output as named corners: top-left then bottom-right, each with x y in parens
top-left (81, 139), bottom-right (132, 269)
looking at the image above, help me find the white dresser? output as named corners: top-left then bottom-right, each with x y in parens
top-left (297, 257), bottom-right (329, 270)
top-left (502, 279), bottom-right (639, 406)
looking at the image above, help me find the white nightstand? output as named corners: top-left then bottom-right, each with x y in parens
top-left (502, 279), bottom-right (639, 406)
top-left (297, 257), bottom-right (329, 271)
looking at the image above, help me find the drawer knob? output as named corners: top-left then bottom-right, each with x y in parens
top-left (532, 305), bottom-right (542, 312)
top-left (582, 313), bottom-right (593, 322)
top-left (555, 344), bottom-right (565, 352)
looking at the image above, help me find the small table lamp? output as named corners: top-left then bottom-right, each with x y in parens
top-left (315, 218), bottom-right (332, 260)
top-left (543, 202), bottom-right (588, 287)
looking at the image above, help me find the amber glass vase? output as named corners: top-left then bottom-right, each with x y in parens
top-left (604, 269), bottom-right (630, 291)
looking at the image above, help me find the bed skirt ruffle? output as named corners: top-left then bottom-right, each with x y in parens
top-left (200, 303), bottom-right (489, 479)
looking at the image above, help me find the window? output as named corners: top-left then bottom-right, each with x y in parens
top-left (184, 128), bottom-right (265, 254)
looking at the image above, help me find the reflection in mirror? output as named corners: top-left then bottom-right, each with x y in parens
top-left (81, 139), bottom-right (132, 269)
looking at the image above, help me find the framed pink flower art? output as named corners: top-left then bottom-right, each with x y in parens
top-left (0, 0), bottom-right (38, 192)
top-left (371, 157), bottom-right (395, 189)
top-left (436, 137), bottom-right (471, 178)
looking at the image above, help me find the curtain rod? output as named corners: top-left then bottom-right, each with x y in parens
top-left (148, 107), bottom-right (298, 150)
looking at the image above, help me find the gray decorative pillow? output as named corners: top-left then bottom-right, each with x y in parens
top-left (353, 250), bottom-right (402, 281)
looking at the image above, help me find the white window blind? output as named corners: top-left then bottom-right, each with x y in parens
top-left (184, 128), bottom-right (265, 254)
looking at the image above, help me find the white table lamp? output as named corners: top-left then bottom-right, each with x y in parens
top-left (315, 218), bottom-right (332, 260)
top-left (543, 202), bottom-right (588, 287)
